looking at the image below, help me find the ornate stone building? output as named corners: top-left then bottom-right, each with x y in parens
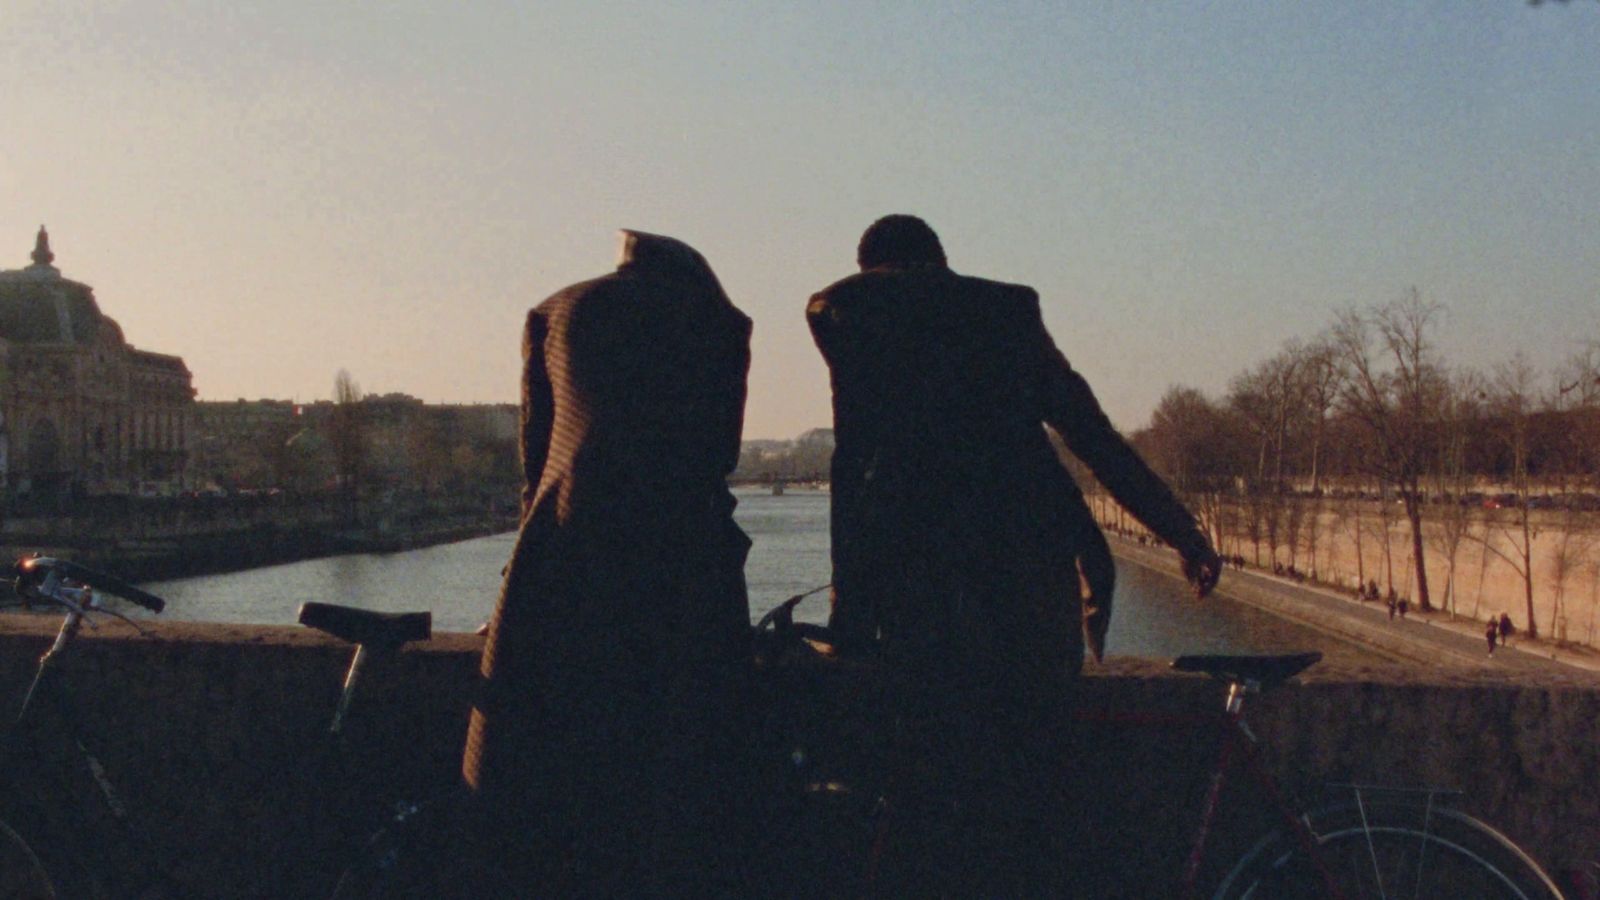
top-left (0, 227), bottom-right (195, 498)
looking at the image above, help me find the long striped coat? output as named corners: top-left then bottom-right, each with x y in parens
top-left (461, 237), bottom-right (753, 867)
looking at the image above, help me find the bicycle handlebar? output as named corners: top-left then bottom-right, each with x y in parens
top-left (13, 556), bottom-right (167, 614)
top-left (754, 585), bottom-right (840, 652)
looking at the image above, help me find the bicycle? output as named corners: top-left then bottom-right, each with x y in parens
top-left (753, 592), bottom-right (1566, 898)
top-left (1159, 651), bottom-right (1563, 899)
top-left (0, 555), bottom-right (442, 899)
top-left (0, 555), bottom-right (184, 899)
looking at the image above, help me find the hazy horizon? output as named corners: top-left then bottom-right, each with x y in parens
top-left (6, 3), bottom-right (1597, 441)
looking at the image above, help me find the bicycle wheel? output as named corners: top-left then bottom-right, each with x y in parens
top-left (1213, 801), bottom-right (1563, 899)
top-left (328, 795), bottom-right (469, 900)
top-left (0, 803), bottom-right (109, 900)
top-left (0, 818), bottom-right (55, 899)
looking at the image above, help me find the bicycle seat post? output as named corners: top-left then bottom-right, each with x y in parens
top-left (296, 602), bottom-right (431, 736)
top-left (330, 644), bottom-right (371, 736)
top-left (1224, 679), bottom-right (1260, 743)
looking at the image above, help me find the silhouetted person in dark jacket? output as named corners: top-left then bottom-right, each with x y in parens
top-left (807, 214), bottom-right (1219, 694)
top-left (805, 214), bottom-right (1221, 894)
top-left (461, 230), bottom-right (754, 896)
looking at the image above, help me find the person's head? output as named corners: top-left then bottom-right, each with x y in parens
top-left (856, 214), bottom-right (947, 271)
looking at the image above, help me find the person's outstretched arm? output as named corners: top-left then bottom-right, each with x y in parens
top-left (1026, 296), bottom-right (1220, 596)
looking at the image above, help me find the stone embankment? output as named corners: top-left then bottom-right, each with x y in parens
top-left (0, 592), bottom-right (1594, 896)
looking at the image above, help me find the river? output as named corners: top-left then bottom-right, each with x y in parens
top-left (140, 488), bottom-right (1350, 659)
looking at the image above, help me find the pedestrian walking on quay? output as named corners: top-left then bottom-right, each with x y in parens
top-left (1498, 612), bottom-right (1515, 648)
top-left (1487, 620), bottom-right (1499, 656)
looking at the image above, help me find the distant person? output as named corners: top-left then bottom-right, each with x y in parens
top-left (1499, 612), bottom-right (1515, 647)
top-left (1487, 620), bottom-right (1499, 656)
top-left (461, 230), bottom-right (755, 895)
top-left (805, 214), bottom-right (1220, 892)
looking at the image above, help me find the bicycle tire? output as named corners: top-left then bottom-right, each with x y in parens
top-left (0, 803), bottom-right (104, 900)
top-left (0, 818), bottom-right (56, 899)
top-left (1212, 800), bottom-right (1563, 899)
top-left (327, 796), bottom-right (463, 900)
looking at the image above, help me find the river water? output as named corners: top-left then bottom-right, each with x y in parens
top-left (141, 488), bottom-right (1344, 659)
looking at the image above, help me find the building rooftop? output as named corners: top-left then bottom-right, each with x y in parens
top-left (0, 226), bottom-right (115, 346)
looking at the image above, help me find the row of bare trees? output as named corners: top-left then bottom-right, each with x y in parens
top-left (1120, 289), bottom-right (1600, 640)
top-left (205, 370), bottom-right (520, 518)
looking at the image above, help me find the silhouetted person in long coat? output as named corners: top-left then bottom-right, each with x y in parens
top-left (461, 230), bottom-right (754, 895)
top-left (806, 215), bottom-right (1221, 894)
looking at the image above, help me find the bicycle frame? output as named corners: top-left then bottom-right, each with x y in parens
top-left (0, 607), bottom-right (187, 897)
top-left (1, 563), bottom-right (437, 899)
top-left (8, 610), bottom-right (132, 820)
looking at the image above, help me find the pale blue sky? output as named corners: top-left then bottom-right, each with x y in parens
top-left (4, 2), bottom-right (1596, 438)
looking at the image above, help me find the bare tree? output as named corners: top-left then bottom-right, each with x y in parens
top-left (1244, 491), bottom-right (1266, 566)
top-left (1475, 353), bottom-right (1543, 637)
top-left (1586, 552), bottom-right (1600, 646)
top-left (1548, 506), bottom-right (1593, 643)
top-left (1554, 341), bottom-right (1600, 494)
top-left (1299, 337), bottom-right (1344, 496)
top-left (1139, 385), bottom-right (1251, 555)
top-left (1263, 490), bottom-right (1284, 570)
top-left (1229, 348), bottom-right (1307, 573)
top-left (1300, 494), bottom-right (1324, 580)
top-left (1554, 341), bottom-right (1600, 642)
top-left (1329, 494), bottom-right (1357, 590)
top-left (1372, 482), bottom-right (1399, 600)
top-left (329, 369), bottom-right (369, 523)
top-left (1429, 369), bottom-right (1484, 616)
top-left (1229, 346), bottom-right (1308, 492)
top-left (1331, 289), bottom-right (1448, 611)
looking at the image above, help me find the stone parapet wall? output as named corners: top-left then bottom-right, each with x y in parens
top-left (0, 617), bottom-right (1592, 896)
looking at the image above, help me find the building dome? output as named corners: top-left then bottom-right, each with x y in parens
top-left (0, 227), bottom-right (112, 346)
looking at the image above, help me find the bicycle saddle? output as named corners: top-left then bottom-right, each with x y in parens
top-left (298, 602), bottom-right (432, 650)
top-left (1170, 652), bottom-right (1323, 689)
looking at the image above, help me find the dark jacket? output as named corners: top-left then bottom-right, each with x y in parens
top-left (463, 234), bottom-right (753, 806)
top-left (807, 264), bottom-right (1208, 687)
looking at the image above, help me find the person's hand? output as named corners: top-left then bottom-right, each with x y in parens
top-left (1079, 531), bottom-right (1116, 663)
top-left (1182, 546), bottom-right (1223, 599)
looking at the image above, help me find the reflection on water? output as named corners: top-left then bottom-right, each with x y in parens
top-left (142, 532), bottom-right (519, 633)
top-left (142, 487), bottom-right (1342, 658)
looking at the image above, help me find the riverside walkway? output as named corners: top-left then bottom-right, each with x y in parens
top-left (1112, 534), bottom-right (1600, 684)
